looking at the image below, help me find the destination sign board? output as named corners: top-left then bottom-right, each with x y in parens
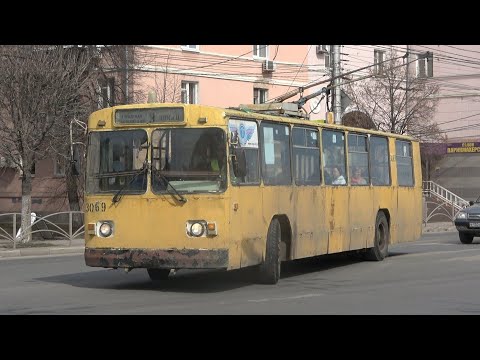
top-left (115, 107), bottom-right (184, 124)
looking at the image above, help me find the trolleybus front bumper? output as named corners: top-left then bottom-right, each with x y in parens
top-left (85, 248), bottom-right (229, 269)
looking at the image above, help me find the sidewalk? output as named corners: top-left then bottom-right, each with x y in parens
top-left (422, 221), bottom-right (457, 233)
top-left (0, 238), bottom-right (85, 259)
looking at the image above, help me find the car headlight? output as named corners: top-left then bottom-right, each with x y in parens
top-left (456, 212), bottom-right (467, 220)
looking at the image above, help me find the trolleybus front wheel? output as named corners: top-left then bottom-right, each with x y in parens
top-left (147, 268), bottom-right (171, 281)
top-left (258, 218), bottom-right (281, 284)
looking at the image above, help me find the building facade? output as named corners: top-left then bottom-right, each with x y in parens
top-left (0, 45), bottom-right (328, 214)
top-left (339, 45), bottom-right (480, 199)
top-left (2, 44), bottom-right (480, 213)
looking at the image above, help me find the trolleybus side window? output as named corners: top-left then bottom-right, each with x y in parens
top-left (348, 133), bottom-right (370, 186)
top-left (260, 122), bottom-right (292, 186)
top-left (396, 140), bottom-right (414, 186)
top-left (292, 126), bottom-right (321, 185)
top-left (228, 119), bottom-right (260, 185)
top-left (370, 136), bottom-right (390, 186)
top-left (322, 130), bottom-right (347, 186)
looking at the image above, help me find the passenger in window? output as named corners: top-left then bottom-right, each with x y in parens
top-left (331, 167), bottom-right (346, 185)
top-left (323, 167), bottom-right (331, 184)
top-left (351, 167), bottom-right (367, 185)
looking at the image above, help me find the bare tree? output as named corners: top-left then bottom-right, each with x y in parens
top-left (151, 51), bottom-right (182, 103)
top-left (46, 45), bottom-right (147, 218)
top-left (0, 45), bottom-right (94, 242)
top-left (420, 142), bottom-right (446, 181)
top-left (95, 45), bottom-right (147, 106)
top-left (344, 50), bottom-right (444, 143)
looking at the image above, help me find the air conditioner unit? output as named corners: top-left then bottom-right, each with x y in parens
top-left (316, 45), bottom-right (328, 54)
top-left (262, 60), bottom-right (275, 72)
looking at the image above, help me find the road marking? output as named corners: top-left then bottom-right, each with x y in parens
top-left (400, 248), bottom-right (480, 258)
top-left (411, 242), bottom-right (457, 246)
top-left (440, 254), bottom-right (480, 262)
top-left (248, 293), bottom-right (324, 303)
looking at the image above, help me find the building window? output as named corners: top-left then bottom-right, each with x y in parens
top-left (254, 88), bottom-right (268, 104)
top-left (253, 45), bottom-right (268, 59)
top-left (181, 81), bottom-right (198, 104)
top-left (99, 77), bottom-right (115, 108)
top-left (54, 156), bottom-right (65, 177)
top-left (374, 49), bottom-right (385, 75)
top-left (416, 52), bottom-right (433, 78)
top-left (18, 157), bottom-right (35, 178)
top-left (181, 45), bottom-right (199, 52)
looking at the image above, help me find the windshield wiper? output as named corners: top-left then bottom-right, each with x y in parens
top-left (153, 169), bottom-right (187, 203)
top-left (95, 170), bottom-right (144, 178)
top-left (112, 164), bottom-right (147, 204)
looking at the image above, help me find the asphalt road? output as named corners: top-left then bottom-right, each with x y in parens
top-left (1, 231), bottom-right (480, 314)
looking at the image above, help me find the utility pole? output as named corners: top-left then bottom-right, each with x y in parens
top-left (332, 45), bottom-right (342, 124)
top-left (405, 45), bottom-right (409, 133)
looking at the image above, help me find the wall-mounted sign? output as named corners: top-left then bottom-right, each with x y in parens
top-left (447, 142), bottom-right (480, 154)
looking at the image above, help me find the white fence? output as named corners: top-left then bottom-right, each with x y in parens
top-left (0, 211), bottom-right (84, 249)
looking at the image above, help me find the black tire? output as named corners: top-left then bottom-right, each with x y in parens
top-left (365, 212), bottom-right (389, 261)
top-left (258, 218), bottom-right (281, 284)
top-left (147, 268), bottom-right (171, 281)
top-left (459, 232), bottom-right (474, 244)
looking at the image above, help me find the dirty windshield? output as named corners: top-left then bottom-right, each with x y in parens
top-left (151, 128), bottom-right (226, 193)
top-left (86, 129), bottom-right (148, 194)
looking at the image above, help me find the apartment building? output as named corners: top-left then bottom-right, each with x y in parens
top-left (341, 45), bottom-right (480, 199)
top-left (5, 44), bottom-right (478, 212)
top-left (0, 45), bottom-right (329, 213)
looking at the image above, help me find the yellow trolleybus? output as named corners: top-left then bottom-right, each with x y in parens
top-left (83, 103), bottom-right (422, 284)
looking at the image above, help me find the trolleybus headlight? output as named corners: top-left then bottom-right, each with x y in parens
top-left (190, 222), bottom-right (204, 237)
top-left (98, 221), bottom-right (113, 237)
top-left (456, 212), bottom-right (467, 220)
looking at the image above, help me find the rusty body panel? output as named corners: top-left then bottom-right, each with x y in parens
top-left (348, 186), bottom-right (374, 250)
top-left (228, 183), bottom-right (265, 268)
top-left (85, 248), bottom-right (228, 269)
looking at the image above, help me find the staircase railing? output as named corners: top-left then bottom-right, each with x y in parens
top-left (422, 181), bottom-right (469, 223)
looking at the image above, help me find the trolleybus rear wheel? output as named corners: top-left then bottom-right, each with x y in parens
top-left (365, 212), bottom-right (389, 261)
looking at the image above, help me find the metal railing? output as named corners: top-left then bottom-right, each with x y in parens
top-left (422, 181), bottom-right (469, 224)
top-left (0, 211), bottom-right (84, 249)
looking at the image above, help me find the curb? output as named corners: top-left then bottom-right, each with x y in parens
top-left (0, 246), bottom-right (85, 259)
